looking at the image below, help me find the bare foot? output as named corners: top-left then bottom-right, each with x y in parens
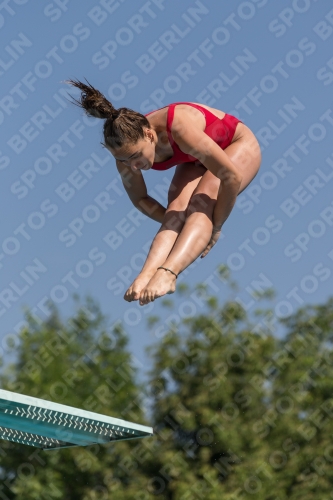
top-left (124, 273), bottom-right (155, 302)
top-left (139, 268), bottom-right (177, 305)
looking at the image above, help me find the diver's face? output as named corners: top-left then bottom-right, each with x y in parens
top-left (111, 131), bottom-right (156, 171)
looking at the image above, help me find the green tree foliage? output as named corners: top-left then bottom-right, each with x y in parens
top-left (0, 298), bottom-right (149, 500)
top-left (1, 282), bottom-right (333, 499)
top-left (136, 287), bottom-right (333, 499)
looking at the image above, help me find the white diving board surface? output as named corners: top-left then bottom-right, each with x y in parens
top-left (0, 389), bottom-right (153, 450)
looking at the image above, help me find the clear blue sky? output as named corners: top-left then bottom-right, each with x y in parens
top-left (1, 0), bottom-right (333, 377)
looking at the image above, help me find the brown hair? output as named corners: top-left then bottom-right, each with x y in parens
top-left (67, 79), bottom-right (150, 149)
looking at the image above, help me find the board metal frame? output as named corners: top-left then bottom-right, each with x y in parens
top-left (0, 389), bottom-right (153, 450)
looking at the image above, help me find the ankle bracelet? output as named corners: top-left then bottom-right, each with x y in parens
top-left (157, 266), bottom-right (178, 278)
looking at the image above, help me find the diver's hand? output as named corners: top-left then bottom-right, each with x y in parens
top-left (201, 227), bottom-right (221, 258)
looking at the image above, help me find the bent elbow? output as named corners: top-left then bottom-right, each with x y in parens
top-left (235, 173), bottom-right (243, 186)
top-left (222, 170), bottom-right (242, 188)
top-left (134, 196), bottom-right (148, 211)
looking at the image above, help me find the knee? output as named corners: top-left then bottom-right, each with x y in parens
top-left (185, 193), bottom-right (215, 219)
top-left (165, 199), bottom-right (187, 220)
top-left (166, 196), bottom-right (185, 212)
top-left (162, 205), bottom-right (186, 231)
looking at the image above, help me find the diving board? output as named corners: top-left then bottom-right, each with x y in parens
top-left (0, 389), bottom-right (153, 450)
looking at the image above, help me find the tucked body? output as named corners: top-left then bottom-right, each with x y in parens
top-left (68, 80), bottom-right (261, 305)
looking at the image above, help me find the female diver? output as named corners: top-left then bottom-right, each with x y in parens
top-left (68, 80), bottom-right (261, 306)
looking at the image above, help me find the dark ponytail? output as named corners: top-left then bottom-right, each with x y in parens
top-left (67, 78), bottom-right (150, 148)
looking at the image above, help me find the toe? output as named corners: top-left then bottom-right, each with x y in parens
top-left (139, 293), bottom-right (146, 306)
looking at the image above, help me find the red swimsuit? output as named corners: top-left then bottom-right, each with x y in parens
top-left (145, 102), bottom-right (242, 171)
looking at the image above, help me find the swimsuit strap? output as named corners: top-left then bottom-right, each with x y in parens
top-left (166, 102), bottom-right (221, 144)
top-left (166, 103), bottom-right (176, 146)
